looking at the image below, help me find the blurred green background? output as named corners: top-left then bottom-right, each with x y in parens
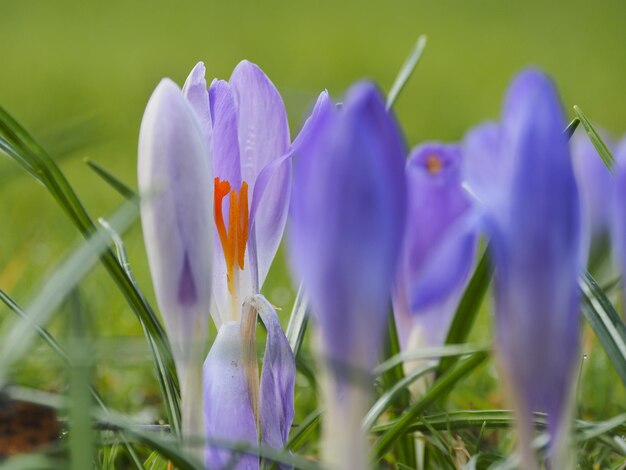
top-left (1, 0), bottom-right (625, 415)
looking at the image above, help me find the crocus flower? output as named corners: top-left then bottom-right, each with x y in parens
top-left (571, 129), bottom-right (614, 268)
top-left (179, 61), bottom-right (320, 468)
top-left (138, 79), bottom-right (213, 448)
top-left (465, 69), bottom-right (582, 468)
top-left (393, 143), bottom-right (478, 354)
top-left (289, 82), bottom-right (406, 469)
top-left (183, 60), bottom-right (292, 326)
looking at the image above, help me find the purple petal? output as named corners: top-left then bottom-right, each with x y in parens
top-left (182, 62), bottom-right (213, 149)
top-left (489, 68), bottom-right (581, 456)
top-left (571, 129), bottom-right (614, 264)
top-left (247, 90), bottom-right (333, 289)
top-left (138, 79), bottom-right (212, 362)
top-left (462, 121), bottom-right (503, 207)
top-left (401, 143), bottom-right (478, 312)
top-left (203, 322), bottom-right (258, 470)
top-left (253, 296), bottom-right (296, 466)
top-left (209, 79), bottom-right (242, 189)
top-left (229, 60), bottom-right (291, 287)
top-left (611, 137), bottom-right (626, 294)
top-left (289, 82), bottom-right (406, 373)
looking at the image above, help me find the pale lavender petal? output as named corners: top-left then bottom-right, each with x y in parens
top-left (462, 121), bottom-right (506, 209)
top-left (229, 60), bottom-right (291, 287)
top-left (254, 296), bottom-right (296, 465)
top-left (204, 322), bottom-right (258, 470)
top-left (138, 78), bottom-right (212, 363)
top-left (571, 129), bottom-right (614, 265)
top-left (182, 62), bottom-right (213, 148)
top-left (209, 79), bottom-right (242, 188)
top-left (612, 137), bottom-right (626, 296)
top-left (247, 90), bottom-right (332, 289)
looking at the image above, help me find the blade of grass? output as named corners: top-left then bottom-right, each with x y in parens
top-left (573, 105), bottom-right (615, 172)
top-left (67, 289), bottom-right (95, 470)
top-left (364, 364), bottom-right (436, 430)
top-left (98, 218), bottom-right (181, 436)
top-left (372, 351), bottom-right (488, 461)
top-left (285, 283), bottom-right (309, 358)
top-left (0, 200), bottom-right (137, 384)
top-left (378, 313), bottom-right (416, 468)
top-left (286, 408), bottom-right (323, 452)
top-left (564, 117), bottom-right (580, 139)
top-left (85, 158), bottom-right (137, 200)
top-left (0, 106), bottom-right (180, 434)
top-left (437, 250), bottom-right (491, 377)
top-left (376, 344), bottom-right (488, 376)
top-left (579, 271), bottom-right (626, 387)
top-left (386, 35), bottom-right (428, 110)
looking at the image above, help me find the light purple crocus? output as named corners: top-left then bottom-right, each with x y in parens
top-left (465, 69), bottom-right (582, 467)
top-left (393, 143), bottom-right (478, 353)
top-left (180, 61), bottom-right (314, 469)
top-left (183, 61), bottom-right (292, 326)
top-left (289, 82), bottom-right (406, 469)
top-left (138, 79), bottom-right (213, 449)
top-left (571, 129), bottom-right (614, 267)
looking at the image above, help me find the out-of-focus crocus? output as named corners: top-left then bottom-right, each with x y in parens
top-left (138, 79), bottom-right (213, 449)
top-left (571, 129), bottom-right (614, 268)
top-left (393, 143), bottom-right (478, 355)
top-left (289, 82), bottom-right (406, 470)
top-left (465, 69), bottom-right (582, 468)
top-left (611, 138), bottom-right (626, 308)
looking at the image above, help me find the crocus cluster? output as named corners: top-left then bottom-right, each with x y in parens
top-left (138, 59), bottom-right (620, 469)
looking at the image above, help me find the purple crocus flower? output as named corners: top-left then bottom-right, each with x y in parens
top-left (179, 61), bottom-right (319, 468)
top-left (393, 143), bottom-right (478, 353)
top-left (465, 69), bottom-right (582, 467)
top-left (138, 79), bottom-right (213, 448)
top-left (182, 60), bottom-right (292, 327)
top-left (289, 82), bottom-right (406, 469)
top-left (571, 129), bottom-right (614, 267)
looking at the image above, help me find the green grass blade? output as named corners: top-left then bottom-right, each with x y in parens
top-left (0, 106), bottom-right (180, 433)
top-left (573, 105), bottom-right (615, 172)
top-left (285, 283), bottom-right (309, 358)
top-left (378, 313), bottom-right (416, 468)
top-left (375, 344), bottom-right (488, 376)
top-left (0, 200), bottom-right (137, 384)
top-left (67, 289), bottom-right (95, 470)
top-left (85, 158), bottom-right (137, 200)
top-left (437, 250), bottom-right (491, 376)
top-left (363, 364), bottom-right (435, 430)
top-left (0, 288), bottom-right (70, 364)
top-left (286, 408), bottom-right (322, 451)
top-left (98, 218), bottom-right (181, 436)
top-left (564, 117), bottom-right (580, 139)
top-left (386, 35), bottom-right (427, 110)
top-left (580, 271), bottom-right (626, 387)
top-left (371, 351), bottom-right (488, 461)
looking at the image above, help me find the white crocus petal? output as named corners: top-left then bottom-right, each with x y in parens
top-left (138, 78), bottom-right (213, 450)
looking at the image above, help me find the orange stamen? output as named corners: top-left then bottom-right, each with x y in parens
top-left (213, 177), bottom-right (250, 295)
top-left (425, 154), bottom-right (444, 174)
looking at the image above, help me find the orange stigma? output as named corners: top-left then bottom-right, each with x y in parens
top-left (214, 177), bottom-right (249, 294)
top-left (425, 154), bottom-right (444, 174)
